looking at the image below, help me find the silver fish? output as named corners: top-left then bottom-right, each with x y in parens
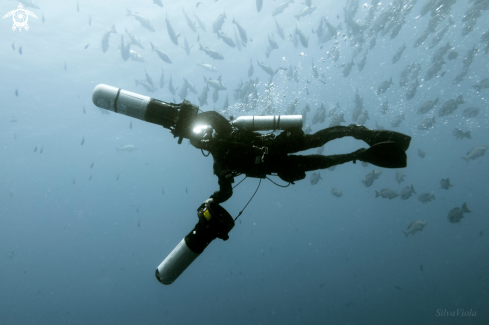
top-left (418, 193), bottom-right (435, 204)
top-left (405, 79), bottom-right (419, 100)
top-left (395, 171), bottom-right (405, 184)
top-left (116, 145), bottom-right (137, 153)
top-left (232, 18), bottom-right (247, 44)
top-left (375, 188), bottom-right (399, 200)
top-left (182, 8), bottom-right (197, 33)
top-left (205, 76), bottom-right (227, 90)
top-left (377, 78), bottom-right (393, 95)
top-left (248, 59), bottom-right (254, 77)
top-left (127, 9), bottom-right (155, 32)
top-left (199, 44), bottom-right (224, 60)
top-left (417, 98), bottom-right (439, 114)
top-left (440, 178), bottom-right (453, 190)
top-left (125, 28), bottom-right (144, 49)
top-left (274, 18), bottom-right (285, 40)
top-left (198, 85), bottom-right (209, 106)
top-left (438, 95), bottom-right (464, 117)
top-left (213, 12), bottom-right (227, 33)
top-left (165, 14), bottom-right (180, 45)
top-left (159, 69), bottom-right (166, 88)
top-left (181, 36), bottom-right (192, 55)
top-left (462, 145), bottom-right (488, 163)
top-left (218, 31), bottom-right (236, 47)
top-left (448, 203), bottom-right (470, 223)
top-left (417, 117), bottom-right (436, 130)
top-left (194, 13), bottom-right (206, 32)
top-left (198, 63), bottom-right (218, 73)
top-left (392, 43), bottom-right (407, 64)
top-left (463, 107), bottom-right (479, 118)
top-left (101, 25), bottom-right (117, 53)
top-left (256, 0), bottom-right (263, 12)
top-left (331, 188), bottom-right (343, 197)
top-left (400, 184), bottom-right (416, 200)
top-left (452, 128), bottom-right (471, 140)
top-left (310, 172), bottom-right (322, 185)
top-left (294, 5), bottom-right (316, 20)
top-left (168, 76), bottom-right (177, 95)
top-left (272, 0), bottom-right (295, 17)
top-left (296, 26), bottom-right (309, 48)
top-left (403, 220), bottom-right (427, 237)
top-left (150, 42), bottom-right (172, 64)
top-left (362, 171), bottom-right (375, 187)
top-left (129, 50), bottom-right (144, 62)
top-left (391, 114), bottom-right (405, 128)
top-left (329, 113), bottom-right (345, 127)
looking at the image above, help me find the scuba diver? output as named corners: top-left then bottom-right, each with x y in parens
top-left (191, 110), bottom-right (410, 205)
top-left (92, 84), bottom-right (411, 285)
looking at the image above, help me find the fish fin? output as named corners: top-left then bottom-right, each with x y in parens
top-left (375, 190), bottom-right (380, 198)
top-left (465, 131), bottom-right (471, 139)
top-left (126, 9), bottom-right (132, 16)
top-left (411, 184), bottom-right (416, 194)
top-left (462, 203), bottom-right (470, 213)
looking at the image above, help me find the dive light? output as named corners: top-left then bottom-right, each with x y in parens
top-left (155, 202), bottom-right (234, 285)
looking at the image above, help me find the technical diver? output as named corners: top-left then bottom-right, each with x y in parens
top-left (91, 84), bottom-right (411, 285)
top-left (190, 110), bottom-right (411, 205)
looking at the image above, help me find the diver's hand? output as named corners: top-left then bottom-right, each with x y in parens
top-left (204, 198), bottom-right (214, 208)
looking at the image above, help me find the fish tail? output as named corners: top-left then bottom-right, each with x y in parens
top-left (150, 42), bottom-right (155, 51)
top-left (472, 85), bottom-right (482, 91)
top-left (462, 203), bottom-right (470, 213)
top-left (461, 156), bottom-right (469, 163)
top-left (402, 230), bottom-right (408, 238)
top-left (126, 9), bottom-right (132, 16)
top-left (375, 190), bottom-right (380, 198)
top-left (411, 184), bottom-right (416, 194)
top-left (465, 131), bottom-right (471, 139)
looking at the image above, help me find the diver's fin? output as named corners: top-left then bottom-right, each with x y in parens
top-left (355, 127), bottom-right (411, 152)
top-left (358, 141), bottom-right (407, 168)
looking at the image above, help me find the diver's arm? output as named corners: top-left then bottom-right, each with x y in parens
top-left (92, 84), bottom-right (198, 144)
top-left (193, 111), bottom-right (233, 138)
top-left (209, 174), bottom-right (233, 204)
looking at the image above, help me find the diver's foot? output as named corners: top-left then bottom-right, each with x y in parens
top-left (349, 124), bottom-right (411, 151)
top-left (356, 142), bottom-right (407, 168)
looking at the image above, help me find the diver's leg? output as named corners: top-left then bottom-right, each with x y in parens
top-left (275, 152), bottom-right (363, 183)
top-left (347, 125), bottom-right (411, 151)
top-left (304, 125), bottom-right (411, 152)
top-left (275, 143), bottom-right (407, 182)
top-left (303, 126), bottom-right (358, 149)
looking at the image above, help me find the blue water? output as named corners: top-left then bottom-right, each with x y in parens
top-left (1, 0), bottom-right (488, 324)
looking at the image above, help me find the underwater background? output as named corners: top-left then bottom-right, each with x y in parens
top-left (1, 0), bottom-right (488, 324)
